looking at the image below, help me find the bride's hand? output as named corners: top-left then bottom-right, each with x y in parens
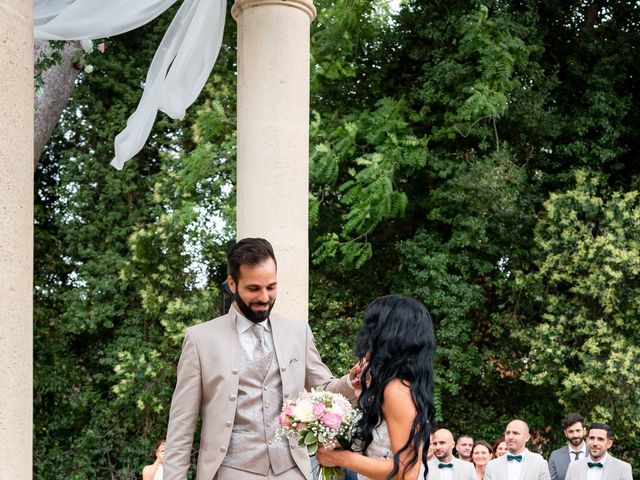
top-left (316, 446), bottom-right (346, 468)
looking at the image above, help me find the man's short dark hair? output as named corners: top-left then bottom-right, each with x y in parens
top-left (227, 238), bottom-right (276, 282)
top-left (457, 434), bottom-right (473, 442)
top-left (589, 423), bottom-right (614, 439)
top-left (562, 413), bottom-right (585, 430)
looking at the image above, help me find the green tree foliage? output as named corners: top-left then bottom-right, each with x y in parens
top-left (521, 170), bottom-right (640, 451)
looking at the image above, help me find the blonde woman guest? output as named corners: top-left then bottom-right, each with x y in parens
top-left (142, 440), bottom-right (165, 480)
top-left (471, 440), bottom-right (493, 480)
top-left (491, 437), bottom-right (507, 458)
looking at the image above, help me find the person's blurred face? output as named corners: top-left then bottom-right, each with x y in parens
top-left (472, 444), bottom-right (492, 467)
top-left (433, 430), bottom-right (455, 462)
top-left (505, 420), bottom-right (530, 454)
top-left (586, 428), bottom-right (613, 461)
top-left (456, 436), bottom-right (474, 459)
top-left (156, 442), bottom-right (166, 462)
top-left (564, 422), bottom-right (585, 448)
top-left (495, 441), bottom-right (508, 457)
top-left (228, 259), bottom-right (277, 323)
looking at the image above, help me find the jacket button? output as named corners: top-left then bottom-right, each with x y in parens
top-left (226, 421), bottom-right (232, 427)
top-left (232, 368), bottom-right (239, 374)
top-left (229, 394), bottom-right (237, 401)
top-left (220, 446), bottom-right (226, 452)
top-left (281, 366), bottom-right (287, 372)
top-left (284, 393), bottom-right (290, 398)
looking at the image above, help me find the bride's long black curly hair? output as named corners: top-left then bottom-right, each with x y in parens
top-left (352, 295), bottom-right (436, 479)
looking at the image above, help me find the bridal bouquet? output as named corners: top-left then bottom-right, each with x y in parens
top-left (277, 388), bottom-right (361, 480)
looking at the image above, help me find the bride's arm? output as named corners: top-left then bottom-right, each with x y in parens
top-left (316, 379), bottom-right (422, 480)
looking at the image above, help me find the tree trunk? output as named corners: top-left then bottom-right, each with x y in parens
top-left (34, 40), bottom-right (81, 168)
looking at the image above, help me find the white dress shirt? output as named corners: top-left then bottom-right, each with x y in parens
top-left (586, 454), bottom-right (608, 480)
top-left (507, 449), bottom-right (527, 479)
top-left (569, 443), bottom-right (587, 462)
top-left (234, 306), bottom-right (274, 362)
top-left (436, 459), bottom-right (454, 480)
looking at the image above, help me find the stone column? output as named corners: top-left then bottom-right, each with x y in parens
top-left (0, 1), bottom-right (33, 479)
top-left (232, 0), bottom-right (315, 321)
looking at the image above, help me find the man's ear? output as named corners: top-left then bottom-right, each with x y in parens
top-left (227, 275), bottom-right (236, 294)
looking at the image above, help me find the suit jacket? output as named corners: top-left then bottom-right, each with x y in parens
top-left (565, 455), bottom-right (633, 480)
top-left (427, 457), bottom-right (475, 480)
top-left (163, 308), bottom-right (355, 480)
top-left (484, 450), bottom-right (551, 480)
top-left (548, 445), bottom-right (589, 480)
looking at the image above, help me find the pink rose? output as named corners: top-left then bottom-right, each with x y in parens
top-left (312, 402), bottom-right (326, 419)
top-left (97, 42), bottom-right (106, 53)
top-left (322, 412), bottom-right (343, 430)
top-left (283, 405), bottom-right (295, 416)
top-left (278, 413), bottom-right (291, 427)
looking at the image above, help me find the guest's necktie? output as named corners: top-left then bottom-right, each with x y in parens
top-left (507, 454), bottom-right (523, 462)
top-left (588, 462), bottom-right (603, 468)
top-left (438, 463), bottom-right (453, 469)
top-left (251, 323), bottom-right (272, 378)
top-left (572, 451), bottom-right (581, 461)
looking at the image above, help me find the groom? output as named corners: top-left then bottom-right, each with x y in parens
top-left (163, 238), bottom-right (359, 480)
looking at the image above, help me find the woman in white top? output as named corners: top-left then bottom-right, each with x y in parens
top-left (316, 295), bottom-right (436, 480)
top-left (142, 439), bottom-right (165, 480)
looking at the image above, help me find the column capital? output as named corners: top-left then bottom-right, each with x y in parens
top-left (232, 0), bottom-right (317, 22)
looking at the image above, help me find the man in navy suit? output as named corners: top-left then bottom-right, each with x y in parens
top-left (548, 413), bottom-right (589, 480)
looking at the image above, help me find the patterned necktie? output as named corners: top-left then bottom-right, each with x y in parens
top-left (507, 454), bottom-right (523, 462)
top-left (251, 323), bottom-right (272, 378)
top-left (573, 451), bottom-right (581, 461)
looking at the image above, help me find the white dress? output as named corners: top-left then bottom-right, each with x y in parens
top-left (153, 464), bottom-right (163, 480)
top-left (357, 420), bottom-right (425, 480)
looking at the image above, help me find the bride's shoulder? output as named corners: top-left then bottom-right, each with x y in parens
top-left (382, 379), bottom-right (415, 413)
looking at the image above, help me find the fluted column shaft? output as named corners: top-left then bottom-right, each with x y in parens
top-left (0, 0), bottom-right (34, 479)
top-left (232, 0), bottom-right (316, 320)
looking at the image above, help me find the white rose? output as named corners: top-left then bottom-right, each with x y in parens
top-left (293, 401), bottom-right (316, 422)
top-left (84, 65), bottom-right (94, 74)
top-left (80, 39), bottom-right (94, 54)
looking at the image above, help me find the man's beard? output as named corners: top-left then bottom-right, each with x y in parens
top-left (568, 436), bottom-right (583, 447)
top-left (235, 292), bottom-right (274, 323)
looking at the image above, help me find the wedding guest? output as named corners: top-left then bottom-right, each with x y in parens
top-left (428, 428), bottom-right (476, 480)
top-left (548, 413), bottom-right (589, 480)
top-left (456, 434), bottom-right (474, 462)
top-left (142, 440), bottom-right (165, 480)
top-left (565, 423), bottom-right (632, 480)
top-left (484, 419), bottom-right (550, 480)
top-left (491, 438), bottom-right (507, 458)
top-left (471, 440), bottom-right (493, 480)
top-left (316, 295), bottom-right (436, 480)
top-left (427, 433), bottom-right (436, 461)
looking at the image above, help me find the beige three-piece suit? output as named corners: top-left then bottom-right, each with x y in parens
top-left (163, 307), bottom-right (355, 480)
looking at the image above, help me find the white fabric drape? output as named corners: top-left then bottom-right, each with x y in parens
top-left (34, 0), bottom-right (227, 169)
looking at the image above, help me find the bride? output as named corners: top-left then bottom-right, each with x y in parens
top-left (316, 295), bottom-right (436, 480)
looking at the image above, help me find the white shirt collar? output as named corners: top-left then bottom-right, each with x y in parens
top-left (569, 443), bottom-right (587, 455)
top-left (234, 304), bottom-right (271, 333)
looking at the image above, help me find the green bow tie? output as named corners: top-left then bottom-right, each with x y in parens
top-left (507, 454), bottom-right (523, 462)
top-left (588, 462), bottom-right (603, 469)
top-left (438, 463), bottom-right (453, 469)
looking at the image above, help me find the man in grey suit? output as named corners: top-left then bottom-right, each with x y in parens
top-left (484, 419), bottom-right (550, 480)
top-left (163, 238), bottom-right (360, 480)
top-left (428, 428), bottom-right (475, 480)
top-left (566, 423), bottom-right (632, 480)
top-left (548, 413), bottom-right (589, 480)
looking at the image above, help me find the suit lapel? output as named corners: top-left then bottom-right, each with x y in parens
top-left (600, 457), bottom-right (615, 480)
